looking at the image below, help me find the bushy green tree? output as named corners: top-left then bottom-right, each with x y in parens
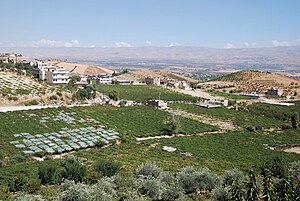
top-left (134, 176), bottom-right (162, 199)
top-left (195, 168), bottom-right (219, 192)
top-left (161, 185), bottom-right (184, 201)
top-left (135, 161), bottom-right (162, 179)
top-left (60, 181), bottom-right (91, 201)
top-left (62, 156), bottom-right (87, 183)
top-left (24, 178), bottom-right (41, 194)
top-left (38, 163), bottom-right (61, 185)
top-left (176, 166), bottom-right (198, 194)
top-left (8, 175), bottom-right (26, 192)
top-left (94, 159), bottom-right (121, 177)
top-left (108, 90), bottom-right (119, 101)
top-left (91, 177), bottom-right (117, 200)
top-left (164, 114), bottom-right (181, 135)
top-left (0, 184), bottom-right (11, 200)
top-left (222, 169), bottom-right (244, 187)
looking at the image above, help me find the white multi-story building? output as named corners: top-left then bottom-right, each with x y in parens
top-left (46, 66), bottom-right (70, 85)
top-left (38, 64), bottom-right (57, 80)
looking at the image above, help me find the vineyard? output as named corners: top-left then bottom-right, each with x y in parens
top-left (246, 101), bottom-right (300, 121)
top-left (0, 105), bottom-right (217, 157)
top-left (170, 103), bottom-right (285, 128)
top-left (2, 129), bottom-right (300, 183)
top-left (96, 84), bottom-right (198, 102)
top-left (0, 73), bottom-right (54, 96)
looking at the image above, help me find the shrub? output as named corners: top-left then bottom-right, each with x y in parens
top-left (84, 170), bottom-right (102, 184)
top-left (36, 186), bottom-right (60, 200)
top-left (8, 175), bottom-right (26, 192)
top-left (108, 90), bottom-right (119, 101)
top-left (0, 185), bottom-right (11, 200)
top-left (212, 187), bottom-right (231, 201)
top-left (62, 156), bottom-right (87, 183)
top-left (281, 124), bottom-right (292, 130)
top-left (195, 168), bottom-right (219, 191)
top-left (161, 185), bottom-right (184, 201)
top-left (9, 155), bottom-right (27, 164)
top-left (289, 161), bottom-right (300, 183)
top-left (49, 95), bottom-right (58, 100)
top-left (56, 92), bottom-right (63, 97)
top-left (60, 178), bottom-right (117, 201)
top-left (134, 176), bottom-right (162, 199)
top-left (95, 139), bottom-right (107, 148)
top-left (135, 161), bottom-right (162, 179)
top-left (24, 178), bottom-right (41, 194)
top-left (38, 163), bottom-right (61, 185)
top-left (24, 99), bottom-right (39, 106)
top-left (60, 181), bottom-right (91, 201)
top-left (94, 159), bottom-right (121, 177)
top-left (14, 193), bottom-right (45, 201)
top-left (221, 169), bottom-right (244, 187)
top-left (91, 177), bottom-right (117, 200)
top-left (177, 166), bottom-right (198, 194)
top-left (8, 96), bottom-right (18, 101)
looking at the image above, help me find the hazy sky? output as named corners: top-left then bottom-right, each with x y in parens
top-left (1, 0), bottom-right (300, 48)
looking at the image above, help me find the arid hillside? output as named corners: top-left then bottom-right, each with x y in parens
top-left (200, 70), bottom-right (300, 96)
top-left (119, 69), bottom-right (197, 83)
top-left (44, 60), bottom-right (114, 75)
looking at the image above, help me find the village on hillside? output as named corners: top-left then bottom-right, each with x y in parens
top-left (1, 52), bottom-right (299, 110)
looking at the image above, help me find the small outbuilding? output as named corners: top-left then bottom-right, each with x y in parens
top-left (146, 100), bottom-right (168, 109)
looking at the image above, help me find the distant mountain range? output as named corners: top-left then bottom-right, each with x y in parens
top-left (1, 46), bottom-right (300, 66)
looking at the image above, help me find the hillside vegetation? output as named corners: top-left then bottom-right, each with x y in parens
top-left (200, 70), bottom-right (300, 96)
top-left (97, 85), bottom-right (198, 102)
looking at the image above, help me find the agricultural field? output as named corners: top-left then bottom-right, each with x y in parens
top-left (246, 101), bottom-right (300, 121)
top-left (170, 103), bottom-right (285, 128)
top-left (2, 129), bottom-right (300, 183)
top-left (96, 84), bottom-right (198, 102)
top-left (0, 73), bottom-right (54, 96)
top-left (0, 105), bottom-right (216, 157)
top-left (73, 129), bottom-right (300, 173)
top-left (207, 91), bottom-right (255, 100)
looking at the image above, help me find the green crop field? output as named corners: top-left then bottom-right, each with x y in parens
top-left (246, 101), bottom-right (300, 121)
top-left (0, 105), bottom-right (217, 157)
top-left (170, 103), bottom-right (285, 128)
top-left (73, 129), bottom-right (300, 173)
top-left (96, 84), bottom-right (198, 102)
top-left (208, 91), bottom-right (255, 100)
top-left (3, 128), bottom-right (299, 182)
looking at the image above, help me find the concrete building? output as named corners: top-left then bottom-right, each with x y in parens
top-left (96, 77), bottom-right (112, 84)
top-left (267, 88), bottom-right (283, 96)
top-left (147, 100), bottom-right (168, 109)
top-left (38, 64), bottom-right (57, 80)
top-left (197, 99), bottom-right (229, 108)
top-left (145, 77), bottom-right (160, 85)
top-left (112, 79), bottom-right (132, 85)
top-left (46, 66), bottom-right (70, 85)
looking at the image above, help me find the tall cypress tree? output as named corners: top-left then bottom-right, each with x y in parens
top-left (292, 112), bottom-right (299, 129)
